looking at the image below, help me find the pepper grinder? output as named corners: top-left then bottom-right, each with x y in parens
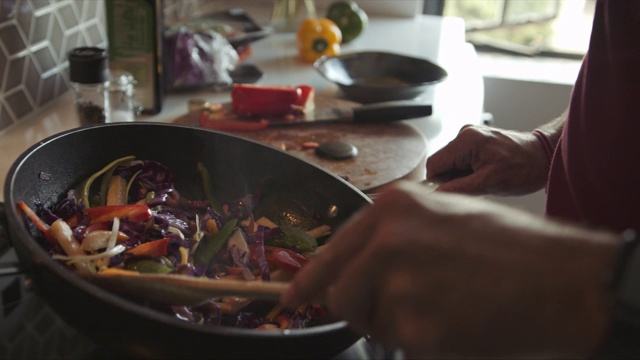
top-left (68, 47), bottom-right (110, 125)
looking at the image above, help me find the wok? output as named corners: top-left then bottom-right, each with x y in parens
top-left (1, 123), bottom-right (372, 359)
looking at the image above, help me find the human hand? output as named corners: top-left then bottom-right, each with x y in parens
top-left (426, 124), bottom-right (550, 195)
top-left (281, 181), bottom-right (617, 358)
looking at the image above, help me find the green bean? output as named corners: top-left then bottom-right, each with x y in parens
top-left (193, 219), bottom-right (238, 267)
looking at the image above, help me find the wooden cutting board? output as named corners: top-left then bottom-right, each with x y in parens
top-left (173, 97), bottom-right (428, 193)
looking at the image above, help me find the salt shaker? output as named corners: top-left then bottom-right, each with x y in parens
top-left (68, 47), bottom-right (110, 125)
top-left (109, 70), bottom-right (139, 122)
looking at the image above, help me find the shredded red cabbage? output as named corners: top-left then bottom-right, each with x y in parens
top-left (34, 158), bottom-right (323, 330)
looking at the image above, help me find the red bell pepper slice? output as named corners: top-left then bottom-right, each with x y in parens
top-left (294, 84), bottom-right (315, 111)
top-left (231, 84), bottom-right (302, 116)
top-left (85, 204), bottom-right (152, 224)
top-left (224, 265), bottom-right (246, 275)
top-left (198, 112), bottom-right (269, 132)
top-left (261, 246), bottom-right (309, 273)
top-left (125, 237), bottom-right (169, 257)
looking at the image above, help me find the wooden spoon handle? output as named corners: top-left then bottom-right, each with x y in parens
top-left (82, 270), bottom-right (289, 306)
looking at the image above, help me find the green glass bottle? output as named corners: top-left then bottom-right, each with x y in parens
top-left (105, 0), bottom-right (164, 115)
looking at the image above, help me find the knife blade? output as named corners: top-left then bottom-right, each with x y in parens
top-left (267, 100), bottom-right (432, 126)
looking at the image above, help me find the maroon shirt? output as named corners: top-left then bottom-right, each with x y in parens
top-left (543, 0), bottom-right (640, 232)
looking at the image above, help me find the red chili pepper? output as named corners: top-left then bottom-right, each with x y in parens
top-left (301, 141), bottom-right (320, 150)
top-left (259, 245), bottom-right (309, 273)
top-left (85, 204), bottom-right (152, 224)
top-left (244, 214), bottom-right (256, 235)
top-left (275, 314), bottom-right (291, 329)
top-left (16, 201), bottom-right (56, 244)
top-left (65, 212), bottom-right (82, 228)
top-left (231, 84), bottom-right (302, 116)
top-left (125, 237), bottom-right (169, 257)
top-left (224, 265), bottom-right (246, 275)
top-left (198, 112), bottom-right (269, 132)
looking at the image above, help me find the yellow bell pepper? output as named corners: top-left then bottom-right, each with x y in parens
top-left (296, 18), bottom-right (342, 63)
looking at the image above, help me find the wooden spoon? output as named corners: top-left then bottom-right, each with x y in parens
top-left (81, 270), bottom-right (289, 306)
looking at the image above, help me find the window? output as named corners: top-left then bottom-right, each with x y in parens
top-left (427, 0), bottom-right (596, 59)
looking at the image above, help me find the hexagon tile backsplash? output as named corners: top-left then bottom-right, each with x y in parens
top-left (0, 0), bottom-right (107, 133)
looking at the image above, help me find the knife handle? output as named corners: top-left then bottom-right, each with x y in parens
top-left (352, 101), bottom-right (432, 123)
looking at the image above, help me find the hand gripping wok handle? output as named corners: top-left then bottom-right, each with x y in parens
top-left (352, 101), bottom-right (432, 123)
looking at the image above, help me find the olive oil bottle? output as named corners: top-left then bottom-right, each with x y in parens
top-left (105, 0), bottom-right (164, 115)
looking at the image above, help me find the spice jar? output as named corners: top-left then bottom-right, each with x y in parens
top-left (68, 47), bottom-right (110, 125)
top-left (109, 70), bottom-right (139, 122)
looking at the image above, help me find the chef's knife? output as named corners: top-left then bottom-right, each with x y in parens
top-left (265, 100), bottom-right (432, 126)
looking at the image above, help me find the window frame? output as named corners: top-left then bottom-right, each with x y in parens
top-left (424, 0), bottom-right (586, 60)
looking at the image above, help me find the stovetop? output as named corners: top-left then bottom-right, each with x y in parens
top-left (0, 248), bottom-right (376, 360)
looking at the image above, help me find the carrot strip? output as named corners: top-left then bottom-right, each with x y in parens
top-left (16, 201), bottom-right (55, 243)
top-left (125, 238), bottom-right (170, 257)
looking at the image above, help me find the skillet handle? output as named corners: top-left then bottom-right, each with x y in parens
top-left (0, 201), bottom-right (23, 276)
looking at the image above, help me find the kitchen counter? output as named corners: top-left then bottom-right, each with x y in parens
top-left (0, 14), bottom-right (483, 202)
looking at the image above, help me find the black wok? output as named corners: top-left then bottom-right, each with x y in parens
top-left (2, 123), bottom-right (372, 359)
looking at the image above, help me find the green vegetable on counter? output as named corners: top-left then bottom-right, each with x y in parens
top-left (326, 1), bottom-right (368, 43)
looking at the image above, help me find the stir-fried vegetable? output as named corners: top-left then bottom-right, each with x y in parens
top-left (18, 157), bottom-right (330, 330)
top-left (193, 218), bottom-right (238, 267)
top-left (49, 219), bottom-right (93, 274)
top-left (17, 201), bottom-right (55, 244)
top-left (85, 204), bottom-right (153, 224)
top-left (80, 155), bottom-right (136, 207)
top-left (81, 230), bottom-right (129, 252)
top-left (125, 237), bottom-right (170, 257)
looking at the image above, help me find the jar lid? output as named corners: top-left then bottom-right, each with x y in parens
top-left (68, 47), bottom-right (108, 84)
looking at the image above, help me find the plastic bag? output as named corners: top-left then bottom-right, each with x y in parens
top-left (163, 25), bottom-right (239, 90)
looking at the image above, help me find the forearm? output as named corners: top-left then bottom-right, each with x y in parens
top-left (532, 109), bottom-right (568, 162)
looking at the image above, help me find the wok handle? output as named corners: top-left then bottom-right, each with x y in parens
top-left (0, 201), bottom-right (9, 253)
top-left (0, 201), bottom-right (23, 277)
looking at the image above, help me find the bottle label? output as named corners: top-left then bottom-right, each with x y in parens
top-left (106, 0), bottom-right (155, 56)
top-left (106, 0), bottom-right (163, 114)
